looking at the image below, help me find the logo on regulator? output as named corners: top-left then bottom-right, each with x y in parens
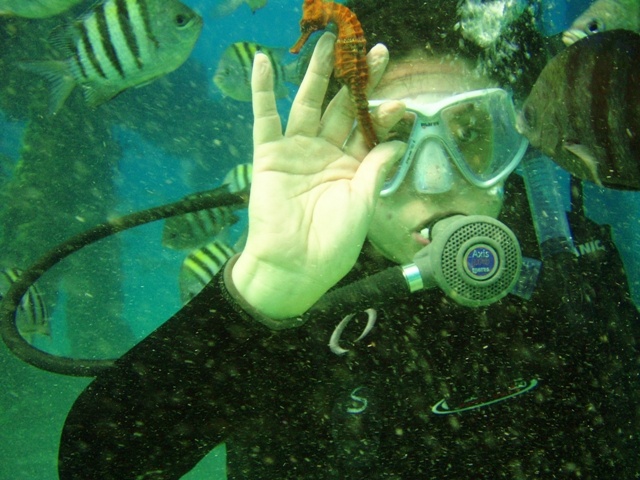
top-left (464, 244), bottom-right (498, 280)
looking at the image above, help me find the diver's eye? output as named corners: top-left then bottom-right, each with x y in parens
top-left (452, 125), bottom-right (479, 143)
top-left (175, 14), bottom-right (190, 27)
top-left (587, 19), bottom-right (603, 33)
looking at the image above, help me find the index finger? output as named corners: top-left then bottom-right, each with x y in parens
top-left (252, 52), bottom-right (283, 146)
top-left (285, 32), bottom-right (336, 138)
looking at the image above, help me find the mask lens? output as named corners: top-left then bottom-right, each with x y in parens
top-left (441, 90), bottom-right (524, 185)
top-left (441, 100), bottom-right (494, 176)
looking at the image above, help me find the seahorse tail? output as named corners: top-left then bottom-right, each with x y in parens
top-left (349, 89), bottom-right (377, 149)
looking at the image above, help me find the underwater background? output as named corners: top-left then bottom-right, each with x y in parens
top-left (0, 0), bottom-right (638, 478)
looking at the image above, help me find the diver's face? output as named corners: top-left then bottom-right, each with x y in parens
top-left (367, 54), bottom-right (504, 264)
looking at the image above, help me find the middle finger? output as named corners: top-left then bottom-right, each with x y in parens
top-left (319, 43), bottom-right (390, 147)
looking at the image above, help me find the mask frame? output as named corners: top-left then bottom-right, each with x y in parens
top-left (369, 88), bottom-right (529, 197)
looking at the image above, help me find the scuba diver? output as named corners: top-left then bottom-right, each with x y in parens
top-left (52, 1), bottom-right (640, 478)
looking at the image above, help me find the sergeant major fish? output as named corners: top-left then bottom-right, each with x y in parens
top-left (179, 239), bottom-right (236, 303)
top-left (162, 204), bottom-right (239, 250)
top-left (162, 163), bottom-right (252, 250)
top-left (0, 267), bottom-right (50, 345)
top-left (21, 0), bottom-right (203, 113)
top-left (222, 162), bottom-right (252, 192)
top-left (0, 0), bottom-right (84, 18)
top-left (213, 41), bottom-right (299, 102)
top-left (562, 0), bottom-right (640, 46)
top-left (517, 30), bottom-right (640, 190)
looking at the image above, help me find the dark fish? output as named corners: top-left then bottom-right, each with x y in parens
top-left (562, 0), bottom-right (640, 46)
top-left (517, 30), bottom-right (640, 190)
top-left (179, 239), bottom-right (236, 303)
top-left (21, 0), bottom-right (203, 112)
top-left (0, 0), bottom-right (83, 18)
top-left (0, 267), bottom-right (50, 344)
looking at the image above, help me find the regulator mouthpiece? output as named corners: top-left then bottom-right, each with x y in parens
top-left (402, 215), bottom-right (522, 307)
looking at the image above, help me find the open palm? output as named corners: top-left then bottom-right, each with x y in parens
top-left (232, 33), bottom-right (406, 321)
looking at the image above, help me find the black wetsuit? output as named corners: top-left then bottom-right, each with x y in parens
top-left (58, 176), bottom-right (640, 479)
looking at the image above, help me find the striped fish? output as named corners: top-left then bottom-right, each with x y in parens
top-left (162, 204), bottom-right (240, 250)
top-left (213, 41), bottom-right (299, 102)
top-left (223, 162), bottom-right (253, 193)
top-left (179, 239), bottom-right (236, 304)
top-left (21, 0), bottom-right (202, 112)
top-left (0, 0), bottom-right (84, 18)
top-left (0, 268), bottom-right (50, 344)
top-left (517, 30), bottom-right (640, 190)
top-left (162, 163), bottom-right (252, 250)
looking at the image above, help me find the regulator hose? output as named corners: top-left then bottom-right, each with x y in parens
top-left (0, 185), bottom-right (246, 377)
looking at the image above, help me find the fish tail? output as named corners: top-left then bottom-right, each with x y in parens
top-left (19, 60), bottom-right (76, 114)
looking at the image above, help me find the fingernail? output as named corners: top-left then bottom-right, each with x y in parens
top-left (394, 141), bottom-right (408, 159)
top-left (254, 52), bottom-right (270, 74)
top-left (368, 44), bottom-right (389, 72)
top-left (379, 100), bottom-right (405, 115)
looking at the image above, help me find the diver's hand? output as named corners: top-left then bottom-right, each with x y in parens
top-left (232, 33), bottom-right (406, 320)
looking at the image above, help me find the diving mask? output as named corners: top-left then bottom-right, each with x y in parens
top-left (370, 88), bottom-right (528, 197)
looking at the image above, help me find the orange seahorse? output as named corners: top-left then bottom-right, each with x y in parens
top-left (290, 0), bottom-right (379, 150)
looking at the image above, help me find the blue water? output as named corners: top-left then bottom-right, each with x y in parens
top-left (2, 0), bottom-right (639, 479)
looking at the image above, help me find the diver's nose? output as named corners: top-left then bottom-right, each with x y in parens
top-left (413, 140), bottom-right (454, 194)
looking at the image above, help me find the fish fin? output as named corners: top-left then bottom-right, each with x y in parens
top-left (214, 225), bottom-right (233, 245)
top-left (263, 45), bottom-right (288, 62)
top-left (21, 332), bottom-right (35, 345)
top-left (83, 75), bottom-right (150, 107)
top-left (48, 3), bottom-right (98, 55)
top-left (81, 84), bottom-right (120, 108)
top-left (47, 24), bottom-right (76, 57)
top-left (282, 60), bottom-right (302, 85)
top-left (246, 0), bottom-right (267, 13)
top-left (132, 73), bottom-right (165, 90)
top-left (288, 30), bottom-right (327, 84)
top-left (18, 60), bottom-right (76, 114)
top-left (562, 142), bottom-right (603, 186)
top-left (40, 324), bottom-right (52, 337)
